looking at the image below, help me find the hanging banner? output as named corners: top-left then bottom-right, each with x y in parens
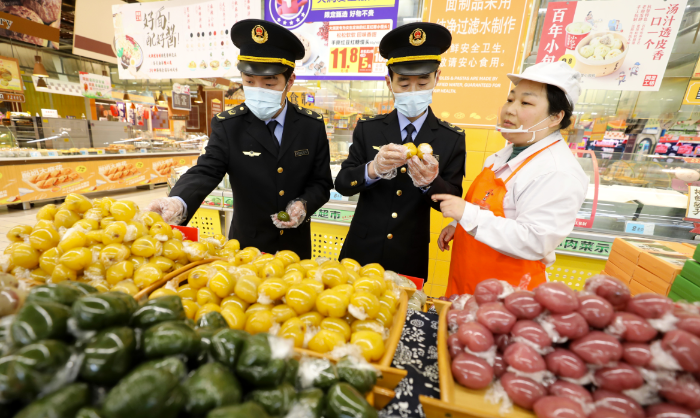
top-left (112, 0), bottom-right (261, 80)
top-left (536, 0), bottom-right (688, 91)
top-left (422, 0), bottom-right (531, 127)
top-left (0, 56), bottom-right (23, 93)
top-left (171, 83), bottom-right (192, 111)
top-left (78, 72), bottom-right (113, 100)
top-left (264, 0), bottom-right (398, 80)
top-left (0, 1), bottom-right (61, 49)
top-left (683, 80), bottom-right (700, 106)
top-left (73, 0), bottom-right (125, 64)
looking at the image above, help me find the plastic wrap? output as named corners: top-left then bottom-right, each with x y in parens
top-left (569, 331), bottom-right (622, 365)
top-left (474, 279), bottom-right (514, 305)
top-left (675, 310), bottom-right (700, 337)
top-left (546, 313), bottom-right (589, 340)
top-left (476, 302), bottom-right (516, 334)
top-left (661, 329), bottom-right (700, 373)
top-left (621, 342), bottom-right (652, 367)
top-left (504, 291), bottom-right (543, 320)
top-left (271, 200), bottom-right (307, 229)
top-left (145, 197), bottom-right (186, 225)
top-left (625, 294), bottom-right (673, 319)
top-left (457, 322), bottom-right (494, 352)
top-left (646, 403), bottom-right (699, 418)
top-left (592, 389), bottom-right (644, 418)
top-left (658, 374), bottom-right (700, 410)
top-left (532, 396), bottom-right (586, 418)
top-left (503, 342), bottom-right (546, 373)
top-left (451, 352), bottom-right (494, 389)
top-left (593, 363), bottom-right (643, 391)
top-left (407, 154), bottom-right (439, 188)
top-left (548, 380), bottom-right (593, 405)
top-left (545, 349), bottom-right (587, 380)
top-left (583, 275), bottom-right (631, 310)
top-left (448, 333), bottom-right (464, 359)
top-left (511, 320), bottom-right (552, 349)
top-left (576, 294), bottom-right (614, 329)
top-left (372, 144), bottom-right (407, 180)
top-left (605, 312), bottom-right (658, 342)
top-left (500, 372), bottom-right (547, 409)
top-left (296, 357), bottom-right (338, 390)
top-left (534, 282), bottom-right (579, 314)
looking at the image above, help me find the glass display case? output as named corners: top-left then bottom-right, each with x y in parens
top-left (575, 150), bottom-right (697, 242)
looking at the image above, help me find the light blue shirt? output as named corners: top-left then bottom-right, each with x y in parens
top-left (264, 100), bottom-right (288, 145)
top-left (364, 110), bottom-right (429, 186)
top-left (172, 101), bottom-right (289, 216)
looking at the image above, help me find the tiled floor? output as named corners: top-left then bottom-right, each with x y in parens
top-left (0, 187), bottom-right (169, 251)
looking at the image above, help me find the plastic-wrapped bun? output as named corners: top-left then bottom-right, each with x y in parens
top-left (504, 291), bottom-right (543, 320)
top-left (675, 310), bottom-right (700, 337)
top-left (534, 282), bottom-right (579, 314)
top-left (533, 396), bottom-right (586, 418)
top-left (662, 330), bottom-right (700, 373)
top-left (621, 343), bottom-right (652, 367)
top-left (476, 302), bottom-right (516, 334)
top-left (593, 363), bottom-right (643, 392)
top-left (545, 348), bottom-right (587, 379)
top-left (457, 322), bottom-right (494, 353)
top-left (511, 320), bottom-right (552, 348)
top-left (606, 312), bottom-right (657, 342)
top-left (592, 390), bottom-right (644, 418)
top-left (503, 342), bottom-right (546, 373)
top-left (569, 331), bottom-right (622, 365)
top-left (577, 294), bottom-right (613, 329)
top-left (625, 293), bottom-right (673, 319)
top-left (451, 352), bottom-right (493, 390)
top-left (500, 372), bottom-right (547, 409)
top-left (579, 45), bottom-right (595, 58)
top-left (605, 49), bottom-right (622, 60)
top-left (588, 409), bottom-right (628, 418)
top-left (658, 374), bottom-right (700, 410)
top-left (493, 355), bottom-right (506, 378)
top-left (548, 380), bottom-right (593, 404)
top-left (584, 275), bottom-right (630, 310)
top-left (547, 312), bottom-right (589, 340)
top-left (474, 279), bottom-right (505, 305)
top-left (448, 334), bottom-right (464, 359)
top-left (646, 403), bottom-right (699, 418)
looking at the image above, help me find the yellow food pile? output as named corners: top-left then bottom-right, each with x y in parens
top-left (0, 193), bottom-right (222, 296)
top-left (157, 253), bottom-right (402, 362)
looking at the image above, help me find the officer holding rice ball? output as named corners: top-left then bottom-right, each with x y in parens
top-left (335, 22), bottom-right (466, 280)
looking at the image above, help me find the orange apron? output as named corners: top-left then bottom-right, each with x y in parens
top-left (446, 141), bottom-right (560, 296)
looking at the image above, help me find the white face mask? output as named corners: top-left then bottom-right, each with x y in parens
top-left (243, 81), bottom-right (288, 120)
top-left (494, 115), bottom-right (554, 144)
top-left (390, 81), bottom-right (435, 118)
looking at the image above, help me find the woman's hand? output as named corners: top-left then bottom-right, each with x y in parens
top-left (431, 194), bottom-right (467, 221)
top-left (438, 225), bottom-right (456, 251)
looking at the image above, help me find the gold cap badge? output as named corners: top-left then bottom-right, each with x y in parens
top-left (409, 28), bottom-right (426, 46)
top-left (252, 25), bottom-right (268, 44)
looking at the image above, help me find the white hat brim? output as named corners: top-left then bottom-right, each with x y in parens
top-left (507, 72), bottom-right (574, 108)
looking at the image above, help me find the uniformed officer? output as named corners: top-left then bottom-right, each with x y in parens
top-left (334, 22), bottom-right (466, 279)
top-left (147, 19), bottom-right (332, 259)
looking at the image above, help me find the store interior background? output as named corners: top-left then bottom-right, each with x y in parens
top-left (0, 0), bottom-right (699, 298)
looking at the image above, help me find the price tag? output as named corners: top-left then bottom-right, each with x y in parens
top-left (179, 159), bottom-right (186, 165)
top-left (135, 162), bottom-right (144, 168)
top-left (47, 151), bottom-right (58, 157)
top-left (329, 47), bottom-right (374, 74)
top-left (64, 137), bottom-right (69, 142)
top-left (30, 151), bottom-right (41, 158)
top-left (625, 221), bottom-right (656, 236)
top-left (329, 190), bottom-right (349, 201)
top-left (75, 166), bottom-right (87, 174)
top-left (119, 149), bottom-right (126, 154)
top-left (79, 150), bottom-right (88, 155)
top-left (97, 149), bottom-right (104, 155)
top-left (140, 148), bottom-right (147, 153)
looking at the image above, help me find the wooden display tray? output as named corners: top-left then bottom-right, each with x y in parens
top-left (139, 260), bottom-right (409, 391)
top-left (419, 301), bottom-right (536, 418)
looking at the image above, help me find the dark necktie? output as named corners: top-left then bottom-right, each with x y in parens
top-left (404, 123), bottom-right (416, 143)
top-left (267, 120), bottom-right (280, 150)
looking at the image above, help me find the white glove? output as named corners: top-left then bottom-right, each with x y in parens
top-left (271, 199), bottom-right (307, 229)
top-left (146, 197), bottom-right (186, 224)
top-left (373, 144), bottom-right (409, 180)
top-left (407, 154), bottom-right (439, 188)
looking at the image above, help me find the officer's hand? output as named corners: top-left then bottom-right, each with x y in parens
top-left (271, 200), bottom-right (307, 229)
top-left (438, 225), bottom-right (456, 251)
top-left (407, 154), bottom-right (439, 188)
top-left (373, 144), bottom-right (408, 179)
top-left (431, 194), bottom-right (466, 222)
top-left (145, 197), bottom-right (186, 224)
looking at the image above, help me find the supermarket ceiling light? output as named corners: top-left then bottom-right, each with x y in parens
top-left (123, 91), bottom-right (131, 102)
top-left (32, 55), bottom-right (48, 78)
top-left (194, 86), bottom-right (203, 104)
top-left (36, 77), bottom-right (47, 88)
top-left (158, 91), bottom-right (167, 105)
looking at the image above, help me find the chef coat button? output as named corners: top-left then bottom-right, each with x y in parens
top-left (277, 167), bottom-right (283, 173)
top-left (391, 212), bottom-right (397, 218)
top-left (387, 233), bottom-right (393, 239)
top-left (279, 190), bottom-right (284, 196)
top-left (397, 190), bottom-right (402, 196)
top-left (401, 167), bottom-right (406, 174)
top-left (280, 230), bottom-right (284, 235)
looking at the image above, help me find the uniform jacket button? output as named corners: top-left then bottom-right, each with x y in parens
top-left (401, 167), bottom-right (406, 174)
top-left (391, 212), bottom-right (397, 218)
top-left (279, 190), bottom-right (284, 196)
top-left (387, 233), bottom-right (393, 239)
top-left (280, 230), bottom-right (284, 235)
top-left (278, 167), bottom-right (283, 173)
top-left (397, 190), bottom-right (402, 196)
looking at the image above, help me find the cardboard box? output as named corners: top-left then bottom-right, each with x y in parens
top-left (629, 279), bottom-right (654, 296)
top-left (612, 237), bottom-right (690, 264)
top-left (668, 290), bottom-right (683, 302)
top-left (222, 190), bottom-right (233, 209)
top-left (607, 250), bottom-right (637, 276)
top-left (680, 260), bottom-right (700, 287)
top-left (202, 191), bottom-right (223, 208)
top-left (638, 252), bottom-right (688, 283)
top-left (665, 242), bottom-right (696, 257)
top-left (670, 275), bottom-right (700, 302)
top-left (632, 266), bottom-right (671, 295)
top-left (604, 259), bottom-right (632, 284)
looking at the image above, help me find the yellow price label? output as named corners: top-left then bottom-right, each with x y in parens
top-left (329, 47), bottom-right (374, 74)
top-left (135, 162), bottom-right (144, 168)
top-left (64, 137), bottom-right (70, 142)
top-left (75, 165), bottom-right (87, 173)
top-left (179, 159), bottom-right (185, 165)
top-left (559, 54), bottom-right (576, 69)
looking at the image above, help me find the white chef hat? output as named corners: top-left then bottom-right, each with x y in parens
top-left (507, 61), bottom-right (582, 110)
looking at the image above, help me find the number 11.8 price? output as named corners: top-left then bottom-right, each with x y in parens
top-left (329, 47), bottom-right (374, 74)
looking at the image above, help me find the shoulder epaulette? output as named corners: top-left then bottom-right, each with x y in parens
top-left (437, 119), bottom-right (465, 134)
top-left (294, 105), bottom-right (324, 121)
top-left (358, 114), bottom-right (389, 122)
top-left (214, 104), bottom-right (248, 121)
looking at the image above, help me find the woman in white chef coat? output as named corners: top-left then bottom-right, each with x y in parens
top-left (432, 61), bottom-right (589, 296)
